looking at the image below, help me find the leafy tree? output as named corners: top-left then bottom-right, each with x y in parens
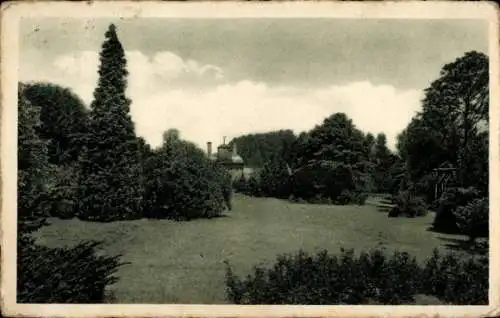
top-left (143, 130), bottom-right (230, 220)
top-left (21, 83), bottom-right (91, 218)
top-left (18, 84), bottom-right (123, 303)
top-left (421, 51), bottom-right (488, 187)
top-left (21, 83), bottom-right (89, 166)
top-left (18, 84), bottom-right (52, 219)
top-left (400, 51), bottom-right (489, 197)
top-left (77, 24), bottom-right (144, 221)
top-left (259, 156), bottom-right (290, 198)
top-left (229, 130), bottom-right (297, 167)
top-left (288, 131), bottom-right (309, 169)
top-left (287, 113), bottom-right (371, 203)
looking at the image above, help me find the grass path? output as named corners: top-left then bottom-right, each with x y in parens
top-left (34, 194), bottom-right (470, 303)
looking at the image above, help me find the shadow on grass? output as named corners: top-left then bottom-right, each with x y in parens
top-left (436, 236), bottom-right (488, 256)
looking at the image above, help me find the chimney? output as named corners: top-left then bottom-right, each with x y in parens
top-left (207, 141), bottom-right (212, 157)
top-left (232, 142), bottom-right (237, 155)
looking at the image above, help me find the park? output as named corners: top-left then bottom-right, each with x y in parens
top-left (17, 22), bottom-right (489, 305)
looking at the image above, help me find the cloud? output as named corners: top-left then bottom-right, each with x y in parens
top-left (20, 50), bottom-right (422, 152)
top-left (131, 80), bottom-right (421, 151)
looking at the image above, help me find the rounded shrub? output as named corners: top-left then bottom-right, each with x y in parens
top-left (454, 197), bottom-right (489, 244)
top-left (143, 139), bottom-right (230, 220)
top-left (389, 190), bottom-right (428, 218)
top-left (433, 187), bottom-right (480, 233)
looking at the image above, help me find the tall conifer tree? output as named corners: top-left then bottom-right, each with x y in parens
top-left (78, 24), bottom-right (143, 221)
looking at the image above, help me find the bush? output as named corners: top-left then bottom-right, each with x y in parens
top-left (433, 187), bottom-right (480, 233)
top-left (454, 197), bottom-right (489, 244)
top-left (224, 248), bottom-right (488, 305)
top-left (233, 174), bottom-right (249, 194)
top-left (335, 190), bottom-right (368, 205)
top-left (421, 249), bottom-right (488, 305)
top-left (288, 161), bottom-right (369, 205)
top-left (388, 190), bottom-right (428, 218)
top-left (143, 140), bottom-right (230, 220)
top-left (233, 174), bottom-right (262, 197)
top-left (18, 222), bottom-right (124, 303)
top-left (259, 158), bottom-right (290, 199)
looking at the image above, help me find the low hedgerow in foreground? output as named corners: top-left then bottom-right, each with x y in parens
top-left (224, 248), bottom-right (488, 305)
top-left (18, 219), bottom-right (125, 303)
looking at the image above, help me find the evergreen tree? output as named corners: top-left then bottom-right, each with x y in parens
top-left (78, 24), bottom-right (144, 221)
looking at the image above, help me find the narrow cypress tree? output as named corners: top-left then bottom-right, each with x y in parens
top-left (78, 24), bottom-right (143, 221)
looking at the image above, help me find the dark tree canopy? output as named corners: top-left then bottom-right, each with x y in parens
top-left (78, 24), bottom-right (144, 221)
top-left (399, 51), bottom-right (489, 197)
top-left (229, 130), bottom-right (297, 167)
top-left (18, 84), bottom-right (51, 219)
top-left (21, 83), bottom-right (89, 166)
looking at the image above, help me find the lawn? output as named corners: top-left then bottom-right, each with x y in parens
top-left (33, 194), bottom-right (473, 304)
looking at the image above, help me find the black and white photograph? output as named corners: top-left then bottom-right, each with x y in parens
top-left (1, 1), bottom-right (499, 317)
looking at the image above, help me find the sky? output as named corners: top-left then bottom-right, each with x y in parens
top-left (19, 18), bottom-right (488, 150)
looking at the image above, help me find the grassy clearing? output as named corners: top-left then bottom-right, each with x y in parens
top-left (33, 194), bottom-right (472, 304)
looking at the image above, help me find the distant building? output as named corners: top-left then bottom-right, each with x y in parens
top-left (207, 138), bottom-right (245, 180)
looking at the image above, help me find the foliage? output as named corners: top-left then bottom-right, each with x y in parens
top-left (289, 160), bottom-right (368, 205)
top-left (386, 158), bottom-right (408, 195)
top-left (18, 235), bottom-right (124, 303)
top-left (258, 157), bottom-right (291, 199)
top-left (47, 163), bottom-right (81, 219)
top-left (388, 190), bottom-right (428, 218)
top-left (296, 113), bottom-right (368, 167)
top-left (225, 248), bottom-right (487, 305)
top-left (21, 82), bottom-right (89, 166)
top-left (398, 51), bottom-right (489, 199)
top-left (420, 249), bottom-right (488, 305)
top-left (77, 24), bottom-right (144, 221)
top-left (20, 83), bottom-right (90, 220)
top-left (233, 174), bottom-right (250, 194)
top-left (454, 197), bottom-right (489, 243)
top-left (18, 82), bottom-right (124, 304)
top-left (143, 133), bottom-right (230, 220)
top-left (287, 113), bottom-right (372, 203)
top-left (229, 130), bottom-right (297, 167)
top-left (231, 113), bottom-right (403, 204)
top-left (336, 190), bottom-right (368, 205)
top-left (18, 84), bottom-right (52, 219)
top-left (372, 133), bottom-right (398, 193)
top-left (433, 187), bottom-right (480, 234)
